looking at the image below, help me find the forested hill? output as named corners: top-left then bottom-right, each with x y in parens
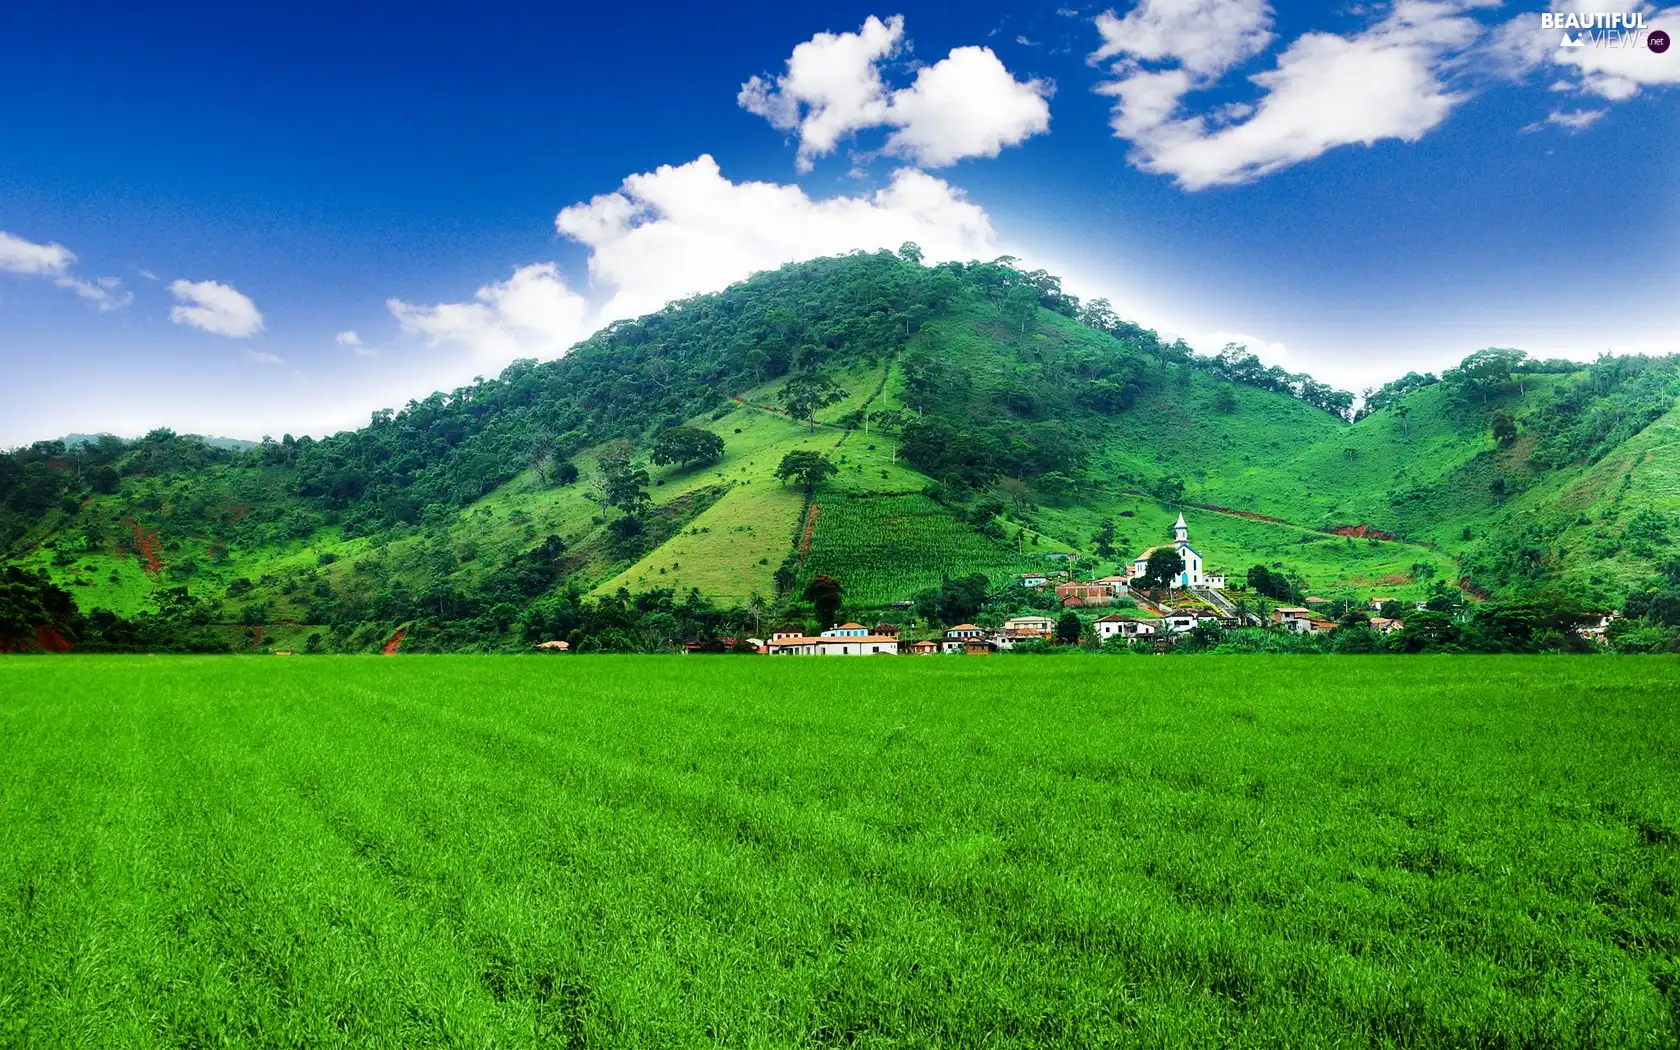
top-left (4, 248), bottom-right (1680, 653)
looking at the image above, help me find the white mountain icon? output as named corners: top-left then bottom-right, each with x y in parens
top-left (1561, 33), bottom-right (1584, 47)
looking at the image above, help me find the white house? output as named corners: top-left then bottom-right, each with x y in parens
top-left (941, 624), bottom-right (987, 653)
top-left (822, 623), bottom-right (871, 638)
top-left (1094, 614), bottom-right (1158, 641)
top-left (1017, 572), bottom-right (1050, 588)
top-left (1273, 607), bottom-right (1314, 634)
top-left (1127, 513), bottom-right (1216, 589)
top-left (767, 627), bottom-right (899, 655)
top-left (1002, 615), bottom-right (1056, 636)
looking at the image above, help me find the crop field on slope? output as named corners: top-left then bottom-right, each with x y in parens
top-left (796, 493), bottom-right (1064, 606)
top-left (1, 657), bottom-right (1677, 1048)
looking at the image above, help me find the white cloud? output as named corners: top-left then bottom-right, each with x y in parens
top-left (739, 16), bottom-right (1051, 171)
top-left (1093, 1), bottom-right (1493, 189)
top-left (0, 231), bottom-right (76, 275)
top-left (169, 279), bottom-right (264, 338)
top-left (557, 155), bottom-right (995, 320)
top-left (335, 329), bottom-right (377, 357)
top-left (880, 47), bottom-right (1053, 166)
top-left (0, 230), bottom-right (133, 312)
top-left (1198, 330), bottom-right (1295, 369)
top-left (54, 275), bottom-right (133, 312)
top-left (1091, 0), bottom-right (1275, 77)
top-left (389, 263), bottom-right (592, 361)
top-left (244, 349), bottom-right (285, 366)
top-left (1491, 2), bottom-right (1680, 101)
top-left (1521, 107), bottom-right (1608, 132)
top-left (739, 15), bottom-right (905, 172)
top-left (389, 154), bottom-right (996, 363)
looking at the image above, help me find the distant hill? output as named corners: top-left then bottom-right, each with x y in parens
top-left (3, 250), bottom-right (1677, 651)
top-left (57, 432), bottom-right (257, 452)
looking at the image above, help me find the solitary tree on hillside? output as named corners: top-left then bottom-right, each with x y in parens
top-left (651, 426), bottom-right (725, 468)
top-left (527, 434), bottom-right (556, 485)
top-left (803, 575), bottom-right (844, 628)
top-left (1490, 409), bottom-right (1518, 447)
top-left (780, 373), bottom-right (846, 431)
top-left (774, 450), bottom-right (837, 493)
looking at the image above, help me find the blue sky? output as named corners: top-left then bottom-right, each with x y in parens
top-left (2, 0), bottom-right (1676, 445)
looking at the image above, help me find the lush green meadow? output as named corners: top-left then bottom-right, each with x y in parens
top-left (1, 657), bottom-right (1677, 1048)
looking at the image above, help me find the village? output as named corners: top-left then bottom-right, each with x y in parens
top-left (690, 514), bottom-right (1425, 656)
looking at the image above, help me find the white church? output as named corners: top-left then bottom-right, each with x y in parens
top-left (1125, 513), bottom-right (1226, 590)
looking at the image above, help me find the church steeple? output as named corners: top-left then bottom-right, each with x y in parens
top-left (1173, 512), bottom-right (1188, 544)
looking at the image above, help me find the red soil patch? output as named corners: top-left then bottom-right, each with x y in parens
top-left (382, 630), bottom-right (406, 655)
top-left (1193, 502), bottom-right (1290, 526)
top-left (250, 625), bottom-right (265, 649)
top-left (125, 520), bottom-right (163, 575)
top-left (796, 504), bottom-right (820, 569)
top-left (1327, 523), bottom-right (1397, 541)
top-left (34, 625), bottom-right (73, 653)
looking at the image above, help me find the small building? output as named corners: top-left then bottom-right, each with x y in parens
top-left (906, 639), bottom-right (939, 655)
top-left (1368, 617), bottom-right (1403, 636)
top-left (1273, 607), bottom-right (1313, 634)
top-left (1094, 575), bottom-right (1131, 596)
top-left (535, 639), bottom-right (570, 651)
top-left (1055, 582), bottom-right (1115, 606)
top-left (1204, 573), bottom-right (1227, 590)
top-left (963, 639), bottom-right (997, 655)
top-left (1017, 572), bottom-right (1050, 588)
top-left (1305, 597), bottom-right (1331, 608)
top-left (1094, 614), bottom-right (1157, 641)
top-left (1160, 612), bottom-right (1216, 634)
top-left (1368, 597), bottom-right (1395, 612)
top-left (945, 624), bottom-right (986, 640)
top-left (767, 630), bottom-right (899, 655)
top-left (822, 623), bottom-right (871, 638)
top-left (871, 623), bottom-right (901, 638)
top-left (1002, 615), bottom-right (1056, 636)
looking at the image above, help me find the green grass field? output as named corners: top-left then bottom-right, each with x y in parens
top-left (2, 657), bottom-right (1677, 1047)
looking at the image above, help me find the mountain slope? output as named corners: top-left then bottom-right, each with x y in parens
top-left (3, 250), bottom-right (1677, 650)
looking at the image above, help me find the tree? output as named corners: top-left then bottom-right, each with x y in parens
top-left (774, 450), bottom-right (837, 493)
top-left (803, 575), bottom-right (844, 627)
top-left (527, 434), bottom-right (556, 484)
top-left (1055, 612), bottom-right (1083, 645)
top-left (555, 461), bottom-right (580, 485)
top-left (1139, 546), bottom-right (1184, 589)
top-left (897, 241), bottom-right (924, 265)
top-left (1490, 409), bottom-right (1518, 447)
top-left (1214, 387), bottom-right (1238, 415)
top-left (937, 574), bottom-right (989, 625)
top-left (599, 457), bottom-right (650, 518)
top-left (780, 372), bottom-right (846, 431)
top-left (1002, 284), bottom-right (1038, 337)
top-left (1092, 518), bottom-right (1117, 558)
top-left (651, 426), bottom-right (725, 468)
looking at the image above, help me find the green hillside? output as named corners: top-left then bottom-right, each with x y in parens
top-left (3, 250), bottom-right (1678, 652)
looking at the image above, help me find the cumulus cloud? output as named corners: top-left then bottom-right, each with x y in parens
top-left (389, 263), bottom-right (592, 361)
top-left (1492, 2), bottom-right (1680, 102)
top-left (739, 15), bottom-right (1051, 171)
top-left (388, 154), bottom-right (997, 362)
top-left (0, 231), bottom-right (76, 275)
top-left (169, 279), bottom-right (264, 338)
top-left (335, 329), bottom-right (377, 357)
top-left (1092, 0), bottom-right (1494, 189)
